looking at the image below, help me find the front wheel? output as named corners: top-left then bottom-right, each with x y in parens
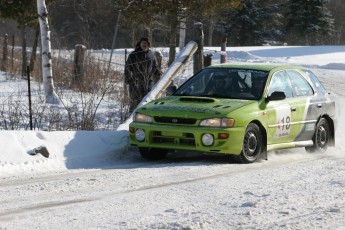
top-left (234, 123), bottom-right (263, 164)
top-left (305, 118), bottom-right (329, 153)
top-left (139, 147), bottom-right (169, 160)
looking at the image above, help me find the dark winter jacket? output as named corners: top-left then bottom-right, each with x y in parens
top-left (124, 48), bottom-right (161, 90)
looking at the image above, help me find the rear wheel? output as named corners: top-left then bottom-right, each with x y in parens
top-left (234, 123), bottom-right (263, 164)
top-left (139, 147), bottom-right (169, 160)
top-left (305, 118), bottom-right (329, 153)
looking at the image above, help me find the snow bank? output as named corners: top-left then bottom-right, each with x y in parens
top-left (0, 130), bottom-right (130, 177)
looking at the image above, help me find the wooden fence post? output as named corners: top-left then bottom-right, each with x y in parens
top-left (21, 25), bottom-right (27, 78)
top-left (193, 22), bottom-right (204, 74)
top-left (204, 54), bottom-right (213, 67)
top-left (220, 37), bottom-right (227, 64)
top-left (11, 35), bottom-right (14, 71)
top-left (1, 34), bottom-right (8, 72)
top-left (153, 50), bottom-right (163, 83)
top-left (73, 44), bottom-right (86, 84)
top-left (29, 28), bottom-right (40, 73)
top-left (26, 66), bottom-right (33, 130)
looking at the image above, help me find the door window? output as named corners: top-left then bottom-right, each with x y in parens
top-left (268, 71), bottom-right (293, 98)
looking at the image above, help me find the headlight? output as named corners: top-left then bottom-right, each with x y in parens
top-left (200, 118), bottom-right (234, 127)
top-left (134, 113), bottom-right (153, 123)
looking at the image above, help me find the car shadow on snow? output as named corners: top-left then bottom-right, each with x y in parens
top-left (60, 130), bottom-right (242, 171)
top-left (103, 149), bottom-right (247, 170)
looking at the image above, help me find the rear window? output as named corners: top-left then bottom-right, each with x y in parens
top-left (286, 70), bottom-right (314, 97)
top-left (300, 69), bottom-right (327, 94)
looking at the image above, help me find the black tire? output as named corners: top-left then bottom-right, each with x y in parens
top-left (139, 147), bottom-right (169, 160)
top-left (235, 123), bottom-right (263, 164)
top-left (305, 118), bottom-right (329, 153)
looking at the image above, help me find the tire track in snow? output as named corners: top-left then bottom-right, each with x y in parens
top-left (0, 153), bottom-right (330, 221)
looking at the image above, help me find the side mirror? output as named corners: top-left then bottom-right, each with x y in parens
top-left (265, 91), bottom-right (286, 103)
top-left (166, 85), bottom-right (177, 96)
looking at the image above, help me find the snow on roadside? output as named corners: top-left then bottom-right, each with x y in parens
top-left (0, 130), bottom-right (130, 178)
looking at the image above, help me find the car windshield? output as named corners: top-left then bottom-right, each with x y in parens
top-left (173, 68), bottom-right (269, 100)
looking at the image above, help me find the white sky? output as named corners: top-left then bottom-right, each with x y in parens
top-left (1, 46), bottom-right (345, 229)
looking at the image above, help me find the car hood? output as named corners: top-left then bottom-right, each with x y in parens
top-left (136, 96), bottom-right (255, 119)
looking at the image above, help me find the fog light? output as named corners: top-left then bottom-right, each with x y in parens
top-left (129, 127), bottom-right (135, 133)
top-left (202, 133), bottom-right (214, 146)
top-left (218, 133), bottom-right (229, 139)
top-left (135, 129), bottom-right (145, 142)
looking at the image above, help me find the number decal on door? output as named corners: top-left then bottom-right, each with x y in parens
top-left (279, 116), bottom-right (291, 130)
top-left (275, 105), bottom-right (291, 138)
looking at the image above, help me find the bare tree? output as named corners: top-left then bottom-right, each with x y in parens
top-left (37, 0), bottom-right (59, 104)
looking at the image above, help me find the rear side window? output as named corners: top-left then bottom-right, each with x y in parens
top-left (300, 69), bottom-right (327, 94)
top-left (286, 70), bottom-right (314, 97)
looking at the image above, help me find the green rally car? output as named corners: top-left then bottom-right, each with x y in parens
top-left (129, 63), bottom-right (336, 163)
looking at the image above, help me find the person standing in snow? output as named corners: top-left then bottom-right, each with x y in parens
top-left (124, 37), bottom-right (162, 113)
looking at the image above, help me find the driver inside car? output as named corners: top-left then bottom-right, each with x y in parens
top-left (206, 75), bottom-right (231, 97)
top-left (251, 76), bottom-right (266, 98)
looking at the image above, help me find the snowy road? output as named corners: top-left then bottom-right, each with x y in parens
top-left (0, 151), bottom-right (344, 229)
top-left (1, 68), bottom-right (345, 229)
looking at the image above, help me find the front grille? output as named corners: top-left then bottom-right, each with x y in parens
top-left (152, 131), bottom-right (195, 146)
top-left (154, 116), bottom-right (197, 125)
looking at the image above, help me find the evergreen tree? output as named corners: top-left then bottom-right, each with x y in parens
top-left (186, 0), bottom-right (241, 46)
top-left (114, 0), bottom-right (240, 63)
top-left (284, 0), bottom-right (335, 45)
top-left (327, 0), bottom-right (345, 44)
top-left (0, 0), bottom-right (37, 25)
top-left (49, 0), bottom-right (118, 49)
top-left (0, 0), bottom-right (38, 76)
top-left (216, 0), bottom-right (282, 46)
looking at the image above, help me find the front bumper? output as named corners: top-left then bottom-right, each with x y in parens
top-left (129, 122), bottom-right (245, 155)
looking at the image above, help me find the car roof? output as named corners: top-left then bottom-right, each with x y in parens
top-left (207, 63), bottom-right (306, 72)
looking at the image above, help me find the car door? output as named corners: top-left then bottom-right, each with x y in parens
top-left (266, 70), bottom-right (305, 145)
top-left (286, 69), bottom-right (315, 142)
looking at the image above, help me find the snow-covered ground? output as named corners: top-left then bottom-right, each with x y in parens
top-left (1, 46), bottom-right (345, 229)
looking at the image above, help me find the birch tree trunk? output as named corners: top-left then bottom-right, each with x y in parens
top-left (37, 0), bottom-right (59, 104)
